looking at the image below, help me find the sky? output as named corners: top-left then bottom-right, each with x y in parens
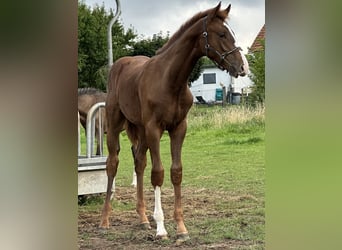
top-left (83, 0), bottom-right (265, 53)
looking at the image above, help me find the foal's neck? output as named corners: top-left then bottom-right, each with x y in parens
top-left (157, 21), bottom-right (203, 87)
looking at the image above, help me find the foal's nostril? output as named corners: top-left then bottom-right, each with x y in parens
top-left (240, 64), bottom-right (248, 75)
top-left (238, 65), bottom-right (247, 76)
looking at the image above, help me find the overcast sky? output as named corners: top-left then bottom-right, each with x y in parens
top-left (83, 0), bottom-right (265, 53)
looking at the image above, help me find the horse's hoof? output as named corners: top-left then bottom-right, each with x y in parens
top-left (156, 234), bottom-right (169, 241)
top-left (98, 222), bottom-right (110, 234)
top-left (176, 233), bottom-right (190, 245)
top-left (140, 222), bottom-right (152, 230)
top-left (98, 227), bottom-right (109, 234)
top-left (99, 221), bottom-right (110, 229)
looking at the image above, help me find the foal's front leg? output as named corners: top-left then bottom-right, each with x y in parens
top-left (145, 123), bottom-right (168, 239)
top-left (169, 120), bottom-right (190, 243)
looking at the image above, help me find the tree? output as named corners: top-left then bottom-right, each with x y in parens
top-left (78, 1), bottom-right (136, 90)
top-left (78, 1), bottom-right (204, 89)
top-left (131, 31), bottom-right (170, 57)
top-left (246, 39), bottom-right (265, 106)
top-left (130, 32), bottom-right (204, 84)
top-left (189, 58), bottom-right (205, 84)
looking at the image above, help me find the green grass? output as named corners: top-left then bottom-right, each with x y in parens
top-left (78, 104), bottom-right (265, 249)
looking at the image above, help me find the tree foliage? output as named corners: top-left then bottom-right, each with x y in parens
top-left (78, 1), bottom-right (204, 89)
top-left (189, 58), bottom-right (205, 84)
top-left (246, 39), bottom-right (265, 106)
top-left (130, 32), bottom-right (204, 83)
top-left (78, 1), bottom-right (136, 90)
top-left (131, 32), bottom-right (170, 57)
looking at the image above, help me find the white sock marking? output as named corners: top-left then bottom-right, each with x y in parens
top-left (131, 168), bottom-right (137, 187)
top-left (153, 186), bottom-right (168, 237)
top-left (110, 178), bottom-right (115, 200)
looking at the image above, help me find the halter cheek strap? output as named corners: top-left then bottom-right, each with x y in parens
top-left (202, 16), bottom-right (241, 70)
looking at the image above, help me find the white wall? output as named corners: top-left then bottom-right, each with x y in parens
top-left (190, 66), bottom-right (253, 103)
top-left (231, 75), bottom-right (254, 93)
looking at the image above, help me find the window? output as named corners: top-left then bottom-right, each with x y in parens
top-left (203, 73), bottom-right (216, 84)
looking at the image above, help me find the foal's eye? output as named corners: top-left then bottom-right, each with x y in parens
top-left (218, 32), bottom-right (226, 38)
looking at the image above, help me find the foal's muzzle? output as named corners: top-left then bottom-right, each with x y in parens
top-left (230, 51), bottom-right (249, 77)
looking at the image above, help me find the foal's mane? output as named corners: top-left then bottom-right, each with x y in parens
top-left (156, 7), bottom-right (228, 55)
top-left (78, 87), bottom-right (104, 96)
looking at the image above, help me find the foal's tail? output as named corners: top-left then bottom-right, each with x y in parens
top-left (107, 59), bottom-right (125, 94)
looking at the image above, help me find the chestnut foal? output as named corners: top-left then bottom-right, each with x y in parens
top-left (100, 3), bottom-right (248, 243)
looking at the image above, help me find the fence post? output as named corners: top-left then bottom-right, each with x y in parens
top-left (222, 86), bottom-right (227, 106)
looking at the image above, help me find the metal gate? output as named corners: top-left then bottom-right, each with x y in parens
top-left (78, 102), bottom-right (108, 195)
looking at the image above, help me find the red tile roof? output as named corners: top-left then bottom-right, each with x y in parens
top-left (249, 24), bottom-right (265, 53)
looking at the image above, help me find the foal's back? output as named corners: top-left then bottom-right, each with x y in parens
top-left (106, 56), bottom-right (152, 125)
top-left (107, 55), bottom-right (193, 128)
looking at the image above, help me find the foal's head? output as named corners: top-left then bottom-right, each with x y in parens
top-left (200, 3), bottom-right (248, 77)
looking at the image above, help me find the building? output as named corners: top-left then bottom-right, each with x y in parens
top-left (190, 65), bottom-right (253, 104)
top-left (249, 24), bottom-right (265, 53)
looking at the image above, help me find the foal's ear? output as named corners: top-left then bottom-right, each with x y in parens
top-left (209, 1), bottom-right (222, 19)
top-left (225, 4), bottom-right (231, 15)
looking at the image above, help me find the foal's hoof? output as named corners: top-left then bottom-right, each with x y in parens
top-left (176, 233), bottom-right (190, 245)
top-left (98, 227), bottom-right (109, 234)
top-left (156, 234), bottom-right (169, 241)
top-left (99, 220), bottom-right (110, 229)
top-left (98, 223), bottom-right (110, 234)
top-left (140, 222), bottom-right (152, 230)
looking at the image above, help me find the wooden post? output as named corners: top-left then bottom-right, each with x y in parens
top-left (222, 86), bottom-right (227, 106)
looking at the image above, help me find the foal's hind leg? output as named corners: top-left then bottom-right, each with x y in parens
top-left (95, 130), bottom-right (101, 156)
top-left (134, 139), bottom-right (150, 228)
top-left (127, 125), bottom-right (150, 228)
top-left (130, 145), bottom-right (137, 187)
top-left (99, 117), bottom-right (124, 228)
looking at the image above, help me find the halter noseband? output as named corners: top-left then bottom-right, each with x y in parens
top-left (202, 16), bottom-right (241, 70)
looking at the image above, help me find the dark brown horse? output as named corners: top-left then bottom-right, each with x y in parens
top-left (100, 3), bottom-right (249, 243)
top-left (78, 88), bottom-right (107, 155)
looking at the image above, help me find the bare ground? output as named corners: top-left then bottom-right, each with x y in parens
top-left (78, 186), bottom-right (263, 249)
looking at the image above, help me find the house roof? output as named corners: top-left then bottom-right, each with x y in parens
top-left (249, 24), bottom-right (265, 53)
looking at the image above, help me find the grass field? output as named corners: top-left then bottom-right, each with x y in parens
top-left (78, 104), bottom-right (265, 249)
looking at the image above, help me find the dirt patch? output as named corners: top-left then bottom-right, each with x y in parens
top-left (78, 186), bottom-right (262, 249)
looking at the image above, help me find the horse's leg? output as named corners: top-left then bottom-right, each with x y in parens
top-left (130, 145), bottom-right (137, 187)
top-left (145, 123), bottom-right (168, 239)
top-left (169, 120), bottom-right (190, 243)
top-left (126, 124), bottom-right (149, 227)
top-left (95, 129), bottom-right (101, 155)
top-left (99, 113), bottom-right (124, 228)
top-left (95, 113), bottom-right (105, 155)
top-left (133, 137), bottom-right (150, 228)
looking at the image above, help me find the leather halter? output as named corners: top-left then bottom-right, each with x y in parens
top-left (202, 16), bottom-right (241, 70)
